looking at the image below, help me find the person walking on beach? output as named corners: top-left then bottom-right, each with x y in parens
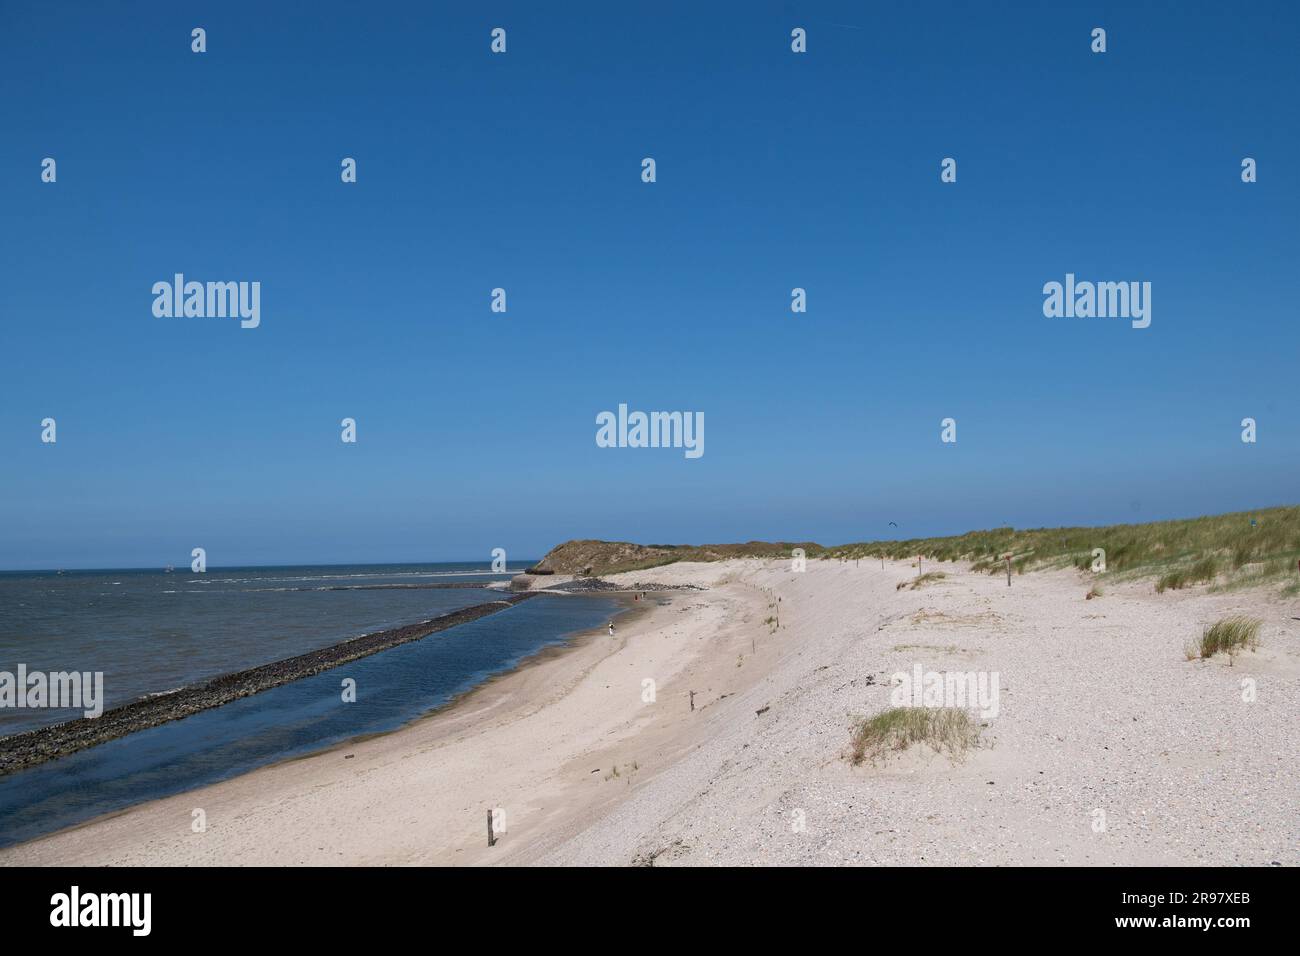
top-left (608, 621), bottom-right (615, 637)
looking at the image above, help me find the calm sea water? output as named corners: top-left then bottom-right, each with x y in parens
top-left (0, 563), bottom-right (532, 736)
top-left (0, 564), bottom-right (621, 847)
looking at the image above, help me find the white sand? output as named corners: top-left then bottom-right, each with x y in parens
top-left (3, 559), bottom-right (1296, 866)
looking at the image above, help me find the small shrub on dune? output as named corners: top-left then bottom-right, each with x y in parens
top-left (1189, 555), bottom-right (1219, 582)
top-left (897, 572), bottom-right (946, 591)
top-left (1155, 570), bottom-right (1182, 593)
top-left (850, 706), bottom-right (979, 766)
top-left (1156, 555), bottom-right (1219, 593)
top-left (1191, 616), bottom-right (1261, 659)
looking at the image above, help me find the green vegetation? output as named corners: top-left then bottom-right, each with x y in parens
top-left (1192, 616), bottom-right (1262, 659)
top-left (825, 505), bottom-right (1300, 595)
top-left (530, 539), bottom-right (820, 576)
top-left (1156, 555), bottom-right (1219, 593)
top-left (896, 571), bottom-right (947, 591)
top-left (535, 506), bottom-right (1300, 595)
top-left (850, 707), bottom-right (979, 766)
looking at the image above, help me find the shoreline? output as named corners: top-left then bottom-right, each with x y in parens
top-left (0, 589), bottom-right (646, 851)
top-left (0, 571), bottom-right (749, 864)
top-left (0, 592), bottom-right (543, 775)
top-left (333, 589), bottom-right (651, 753)
top-left (3, 558), bottom-right (1295, 866)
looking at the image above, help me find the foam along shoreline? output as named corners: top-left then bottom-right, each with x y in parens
top-left (0, 592), bottom-right (542, 776)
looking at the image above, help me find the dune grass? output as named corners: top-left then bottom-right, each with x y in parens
top-left (896, 571), bottom-right (947, 591)
top-left (539, 505), bottom-right (1300, 595)
top-left (850, 706), bottom-right (979, 765)
top-left (1190, 616), bottom-right (1262, 659)
top-left (1156, 555), bottom-right (1219, 593)
top-left (824, 505), bottom-right (1300, 595)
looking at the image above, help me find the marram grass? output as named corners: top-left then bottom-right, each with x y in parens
top-left (540, 505), bottom-right (1300, 596)
top-left (1191, 616), bottom-right (1262, 660)
top-left (825, 505), bottom-right (1300, 596)
top-left (896, 571), bottom-right (946, 591)
top-left (850, 706), bottom-right (979, 766)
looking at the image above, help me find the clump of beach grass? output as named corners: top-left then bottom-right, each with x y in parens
top-left (1189, 615), bottom-right (1262, 660)
top-left (896, 571), bottom-right (946, 591)
top-left (1156, 555), bottom-right (1219, 593)
top-left (849, 706), bottom-right (979, 766)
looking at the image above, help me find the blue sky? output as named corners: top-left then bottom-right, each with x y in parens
top-left (1, 1), bottom-right (1296, 569)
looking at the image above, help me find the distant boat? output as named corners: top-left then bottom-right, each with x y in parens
top-left (164, 565), bottom-right (175, 574)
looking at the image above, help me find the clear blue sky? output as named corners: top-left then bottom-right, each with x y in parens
top-left (1, 2), bottom-right (1296, 570)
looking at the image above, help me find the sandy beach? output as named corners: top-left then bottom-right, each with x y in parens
top-left (3, 558), bottom-right (1296, 866)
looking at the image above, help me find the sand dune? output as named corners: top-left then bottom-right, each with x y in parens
top-left (3, 559), bottom-right (1295, 866)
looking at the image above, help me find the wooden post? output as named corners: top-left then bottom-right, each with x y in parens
top-left (689, 690), bottom-right (696, 712)
top-left (1006, 555), bottom-right (1012, 587)
top-left (487, 809), bottom-right (496, 847)
top-left (918, 555), bottom-right (922, 576)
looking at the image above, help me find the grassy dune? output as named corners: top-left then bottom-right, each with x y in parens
top-left (850, 707), bottom-right (979, 766)
top-left (536, 505), bottom-right (1300, 595)
top-left (824, 505), bottom-right (1300, 596)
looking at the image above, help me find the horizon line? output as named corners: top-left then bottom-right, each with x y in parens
top-left (4, 501), bottom-right (1293, 574)
top-left (0, 561), bottom-right (541, 575)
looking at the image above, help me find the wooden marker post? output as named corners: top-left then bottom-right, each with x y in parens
top-left (487, 809), bottom-right (496, 847)
top-left (1006, 555), bottom-right (1012, 587)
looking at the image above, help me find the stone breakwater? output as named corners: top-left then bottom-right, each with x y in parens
top-left (544, 579), bottom-right (705, 593)
top-left (285, 582), bottom-right (504, 591)
top-left (0, 592), bottom-right (542, 776)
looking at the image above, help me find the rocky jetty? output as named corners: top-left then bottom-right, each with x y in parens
top-left (544, 578), bottom-right (704, 593)
top-left (0, 592), bottom-right (541, 775)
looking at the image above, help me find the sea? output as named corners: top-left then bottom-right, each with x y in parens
top-left (0, 563), bottom-right (621, 848)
